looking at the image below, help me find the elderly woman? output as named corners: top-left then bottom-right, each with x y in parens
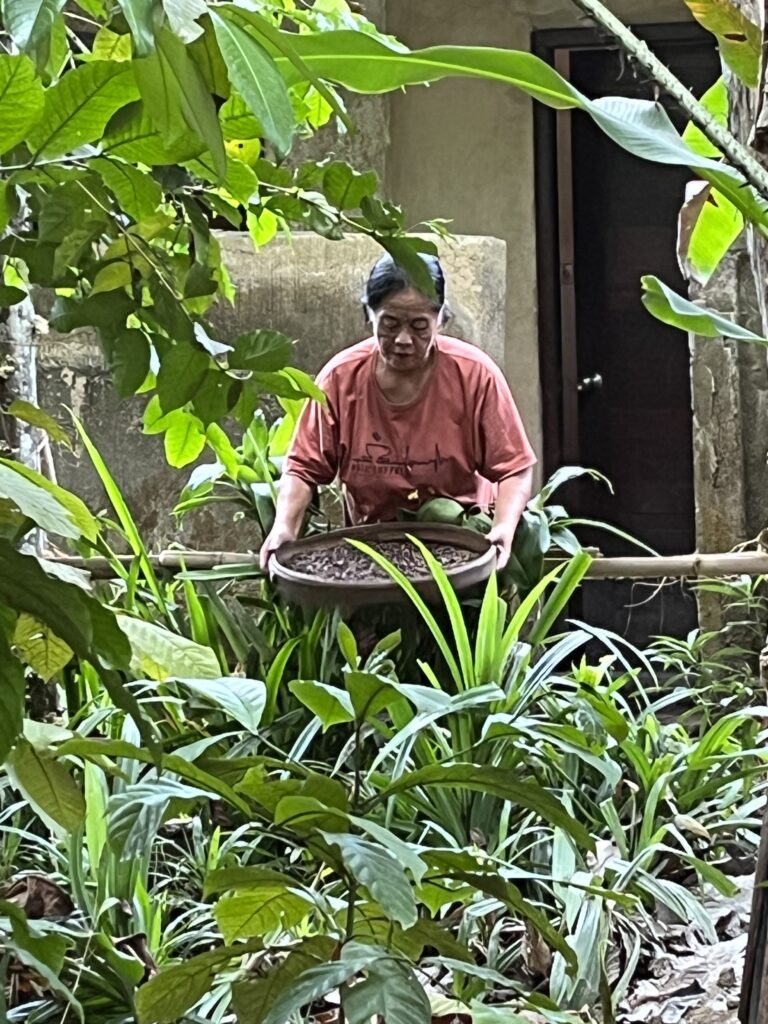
top-left (260, 253), bottom-right (536, 570)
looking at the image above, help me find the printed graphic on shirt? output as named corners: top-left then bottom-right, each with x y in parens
top-left (350, 432), bottom-right (448, 477)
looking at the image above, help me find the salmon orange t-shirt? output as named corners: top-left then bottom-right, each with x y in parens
top-left (283, 335), bottom-right (537, 524)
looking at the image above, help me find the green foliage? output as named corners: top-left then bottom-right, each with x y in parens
top-left (642, 275), bottom-right (768, 343)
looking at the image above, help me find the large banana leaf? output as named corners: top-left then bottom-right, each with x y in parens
top-left (269, 31), bottom-right (768, 231)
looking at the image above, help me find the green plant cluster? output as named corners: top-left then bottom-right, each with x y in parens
top-left (0, 427), bottom-right (765, 1023)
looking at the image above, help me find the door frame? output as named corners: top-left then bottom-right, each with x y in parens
top-left (532, 22), bottom-right (715, 477)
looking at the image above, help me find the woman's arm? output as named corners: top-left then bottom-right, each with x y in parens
top-left (487, 466), bottom-right (534, 570)
top-left (259, 474), bottom-right (315, 571)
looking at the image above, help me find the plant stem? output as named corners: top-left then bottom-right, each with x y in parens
top-left (568, 0), bottom-right (768, 199)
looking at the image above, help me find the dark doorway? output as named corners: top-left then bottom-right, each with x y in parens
top-left (534, 25), bottom-right (720, 645)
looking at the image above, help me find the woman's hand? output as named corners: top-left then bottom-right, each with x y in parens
top-left (259, 522), bottom-right (299, 573)
top-left (258, 475), bottom-right (315, 573)
top-left (488, 522), bottom-right (516, 570)
top-left (489, 468), bottom-right (535, 571)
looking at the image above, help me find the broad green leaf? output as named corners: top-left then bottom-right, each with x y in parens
top-left (135, 28), bottom-right (226, 179)
top-left (105, 328), bottom-right (152, 397)
top-left (3, 0), bottom-right (66, 68)
top-left (641, 275), bottom-right (768, 343)
top-left (374, 763), bottom-right (593, 850)
top-left (172, 676), bottom-right (266, 733)
top-left (13, 613), bottom-right (73, 681)
top-left (342, 958), bottom-right (430, 1024)
top-left (90, 27), bottom-right (133, 61)
top-left (27, 60), bottom-right (139, 158)
top-left (0, 55), bottom-right (44, 155)
top-left (0, 541), bottom-right (130, 667)
top-left (0, 633), bottom-right (24, 765)
top-left (0, 462), bottom-right (78, 538)
top-left (108, 778), bottom-right (216, 859)
top-left (262, 943), bottom-right (384, 1024)
top-left (232, 937), bottom-right (337, 1024)
top-left (0, 900), bottom-right (80, 1016)
top-left (322, 160), bottom-right (378, 210)
top-left (103, 100), bottom-right (206, 164)
top-left (678, 183), bottom-right (743, 285)
top-left (348, 815), bottom-right (427, 885)
top-left (684, 0), bottom-right (761, 86)
top-left (0, 458), bottom-right (98, 541)
top-left (682, 78), bottom-right (727, 159)
top-left (7, 739), bottom-right (85, 831)
top-left (91, 156), bottom-right (163, 222)
top-left (203, 866), bottom-right (296, 898)
top-left (163, 0), bottom-right (207, 43)
top-left (157, 342), bottom-right (211, 412)
top-left (321, 832), bottom-right (418, 928)
top-left (214, 885), bottom-right (312, 943)
top-left (136, 942), bottom-right (263, 1024)
top-left (212, 10), bottom-right (294, 157)
top-left (91, 261), bottom-right (132, 294)
top-left (50, 288), bottom-right (133, 332)
top-left (4, 400), bottom-right (72, 448)
top-left (115, 0), bottom-right (155, 57)
top-left (163, 409), bottom-right (207, 467)
top-left (229, 328), bottom-right (294, 372)
top-left (117, 614), bottom-right (221, 679)
top-left (288, 679), bottom-right (355, 730)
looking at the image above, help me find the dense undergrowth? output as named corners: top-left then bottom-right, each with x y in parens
top-left (1, 426), bottom-right (766, 1024)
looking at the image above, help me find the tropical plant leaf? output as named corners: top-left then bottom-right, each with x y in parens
top-left (0, 541), bottom-right (130, 668)
top-left (320, 832), bottom-right (418, 928)
top-left (342, 958), bottom-right (431, 1024)
top-left (373, 764), bottom-right (593, 849)
top-left (0, 462), bottom-right (79, 538)
top-left (26, 60), bottom-right (139, 157)
top-left (0, 900), bottom-right (81, 1016)
top-left (108, 778), bottom-right (217, 859)
top-left (228, 329), bottom-right (295, 372)
top-left (0, 55), bottom-right (44, 155)
top-left (3, 0), bottom-right (66, 68)
top-left (262, 943), bottom-right (384, 1024)
top-left (683, 0), bottom-right (761, 86)
top-left (212, 10), bottom-right (294, 157)
top-left (163, 409), bottom-right (207, 467)
top-left (682, 77), bottom-right (727, 159)
top-left (214, 884), bottom-right (312, 943)
top-left (232, 937), bottom-right (337, 1024)
top-left (91, 156), bottom-right (163, 221)
top-left (135, 28), bottom-right (226, 178)
top-left (677, 183), bottom-right (743, 285)
top-left (641, 275), bottom-right (768, 343)
top-left (13, 613), bottom-right (73, 681)
top-left (4, 400), bottom-right (72, 448)
top-left (171, 676), bottom-right (266, 733)
top-left (0, 458), bottom-right (98, 541)
top-left (115, 0), bottom-right (155, 55)
top-left (117, 614), bottom-right (221, 680)
top-left (0, 633), bottom-right (24, 765)
top-left (7, 739), bottom-right (85, 831)
top-left (289, 679), bottom-right (355, 730)
top-left (103, 99), bottom-right (207, 164)
top-left (136, 942), bottom-right (263, 1024)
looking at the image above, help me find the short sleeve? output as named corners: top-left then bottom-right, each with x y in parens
top-left (477, 365), bottom-right (537, 482)
top-left (283, 370), bottom-right (339, 486)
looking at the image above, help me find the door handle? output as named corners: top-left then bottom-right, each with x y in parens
top-left (577, 373), bottom-right (603, 393)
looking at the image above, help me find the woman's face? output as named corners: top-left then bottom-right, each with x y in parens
top-left (369, 287), bottom-right (442, 374)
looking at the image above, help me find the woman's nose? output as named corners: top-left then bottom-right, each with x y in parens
top-left (394, 328), bottom-right (413, 348)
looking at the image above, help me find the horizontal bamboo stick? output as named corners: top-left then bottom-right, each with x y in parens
top-left (46, 549), bottom-right (768, 580)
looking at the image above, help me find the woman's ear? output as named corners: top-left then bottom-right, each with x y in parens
top-left (439, 302), bottom-right (453, 327)
top-left (363, 303), bottom-right (374, 325)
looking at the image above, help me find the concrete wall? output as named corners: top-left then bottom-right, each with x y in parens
top-left (385, 0), bottom-right (542, 461)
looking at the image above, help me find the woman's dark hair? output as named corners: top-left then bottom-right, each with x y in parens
top-left (362, 252), bottom-right (446, 314)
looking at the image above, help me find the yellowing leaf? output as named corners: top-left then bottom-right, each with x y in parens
top-left (684, 0), bottom-right (761, 86)
top-left (13, 613), bottom-right (73, 681)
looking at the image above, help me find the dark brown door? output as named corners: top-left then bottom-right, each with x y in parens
top-left (535, 27), bottom-right (720, 643)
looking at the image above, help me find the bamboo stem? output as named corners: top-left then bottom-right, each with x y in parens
top-left (567, 0), bottom-right (768, 200)
top-left (45, 549), bottom-right (768, 580)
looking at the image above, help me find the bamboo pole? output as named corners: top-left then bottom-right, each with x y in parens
top-left (46, 549), bottom-right (768, 580)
